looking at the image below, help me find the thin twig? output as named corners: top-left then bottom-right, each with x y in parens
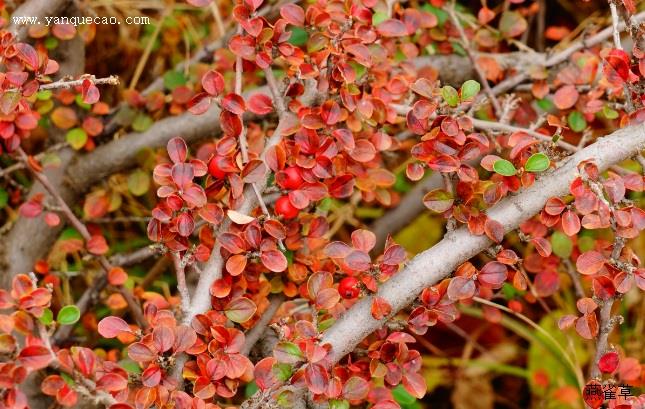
top-left (38, 75), bottom-right (120, 90)
top-left (16, 147), bottom-right (147, 334)
top-left (0, 142), bottom-right (66, 178)
top-left (448, 5), bottom-right (502, 117)
top-left (241, 294), bottom-right (285, 356)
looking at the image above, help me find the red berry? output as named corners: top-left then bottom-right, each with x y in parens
top-left (275, 196), bottom-right (299, 219)
top-left (598, 351), bottom-right (620, 374)
top-left (208, 156), bottom-right (226, 179)
top-left (339, 277), bottom-right (360, 299)
top-left (277, 166), bottom-right (304, 190)
top-left (508, 300), bottom-right (523, 313)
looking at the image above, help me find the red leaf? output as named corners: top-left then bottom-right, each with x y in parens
top-left (343, 376), bottom-right (369, 400)
top-left (187, 92), bottom-right (212, 115)
top-left (576, 251), bottom-right (605, 275)
top-left (87, 235), bottom-right (109, 255)
top-left (19, 345), bottom-right (53, 370)
top-left (221, 93), bottom-right (246, 114)
top-left (575, 312), bottom-right (598, 339)
top-left (305, 363), bottom-right (329, 395)
top-left (382, 244), bottom-right (406, 265)
top-left (174, 325), bottom-right (197, 353)
top-left (201, 70), bottom-right (225, 96)
top-left (402, 372), bottom-right (427, 399)
top-left (96, 373), bottom-right (128, 392)
top-left (484, 218), bottom-right (504, 243)
top-left (167, 137), bottom-right (187, 164)
top-left (225, 297), bottom-right (257, 323)
top-left (15, 43), bottom-right (39, 70)
top-left (248, 93), bottom-right (273, 115)
top-left (193, 376), bottom-right (216, 399)
top-left (544, 197), bottom-right (566, 215)
top-left (142, 364), bottom-right (162, 387)
top-left (447, 276), bottom-right (476, 300)
top-left (128, 342), bottom-right (157, 363)
top-left (153, 326), bottom-right (175, 353)
top-left (260, 250), bottom-right (288, 272)
top-left (598, 351), bottom-right (619, 374)
top-left (371, 296), bottom-right (392, 319)
top-left (532, 237), bottom-right (552, 257)
top-left (280, 4), bottom-right (305, 26)
top-left (254, 357), bottom-right (279, 390)
top-left (81, 79), bottom-right (100, 104)
top-left (478, 261), bottom-right (508, 288)
top-left (553, 85), bottom-right (579, 110)
top-left (345, 43), bottom-right (372, 67)
top-left (604, 49), bottom-right (631, 84)
top-left (98, 316), bottom-right (132, 338)
top-left (377, 19), bottom-right (408, 37)
top-left (582, 380), bottom-right (604, 409)
top-left (315, 288), bottom-right (340, 310)
top-left (561, 210), bottom-right (581, 236)
top-left (351, 229), bottom-right (376, 253)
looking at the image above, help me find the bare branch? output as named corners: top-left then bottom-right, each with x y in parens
top-left (37, 75), bottom-right (119, 90)
top-left (321, 123), bottom-right (645, 364)
top-left (242, 295), bottom-right (285, 356)
top-left (16, 148), bottom-right (147, 333)
top-left (448, 5), bottom-right (502, 116)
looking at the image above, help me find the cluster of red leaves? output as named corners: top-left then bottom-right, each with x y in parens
top-left (0, 30), bottom-right (55, 153)
top-left (0, 275), bottom-right (53, 407)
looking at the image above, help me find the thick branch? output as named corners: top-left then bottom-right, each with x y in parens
top-left (321, 123), bottom-right (645, 364)
top-left (8, 0), bottom-right (70, 41)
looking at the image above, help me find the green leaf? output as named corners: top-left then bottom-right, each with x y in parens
top-left (441, 86), bottom-right (459, 107)
top-left (60, 372), bottom-right (75, 386)
top-left (274, 341), bottom-right (304, 364)
top-left (602, 105), bottom-right (619, 119)
top-left (493, 159), bottom-right (517, 176)
top-left (421, 3), bottom-right (448, 26)
top-left (524, 153), bottom-right (550, 173)
top-left (394, 171), bottom-right (413, 193)
top-left (372, 11), bottom-right (388, 25)
top-left (567, 111), bottom-right (587, 132)
top-left (274, 362), bottom-right (293, 382)
top-left (330, 400), bottom-right (350, 409)
top-left (44, 37), bottom-right (59, 50)
top-left (75, 95), bottom-right (91, 110)
top-left (392, 385), bottom-right (417, 406)
top-left (37, 90), bottom-right (53, 101)
top-left (288, 27), bottom-right (308, 46)
top-left (118, 359), bottom-right (142, 374)
top-left (0, 188), bottom-right (8, 209)
top-left (460, 80), bottom-right (481, 102)
top-left (578, 235), bottom-right (595, 252)
top-left (132, 113), bottom-right (153, 132)
top-left (536, 98), bottom-right (554, 112)
top-left (163, 71), bottom-right (187, 91)
top-left (245, 381), bottom-right (259, 398)
top-left (57, 305), bottom-right (80, 325)
top-left (66, 128), bottom-right (88, 150)
top-left (551, 231), bottom-right (573, 258)
top-left (39, 308), bottom-right (54, 325)
top-left (127, 169), bottom-right (150, 196)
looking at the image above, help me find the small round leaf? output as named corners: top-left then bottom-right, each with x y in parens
top-left (524, 153), bottom-right (550, 173)
top-left (493, 159), bottom-right (517, 176)
top-left (57, 305), bottom-right (80, 325)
